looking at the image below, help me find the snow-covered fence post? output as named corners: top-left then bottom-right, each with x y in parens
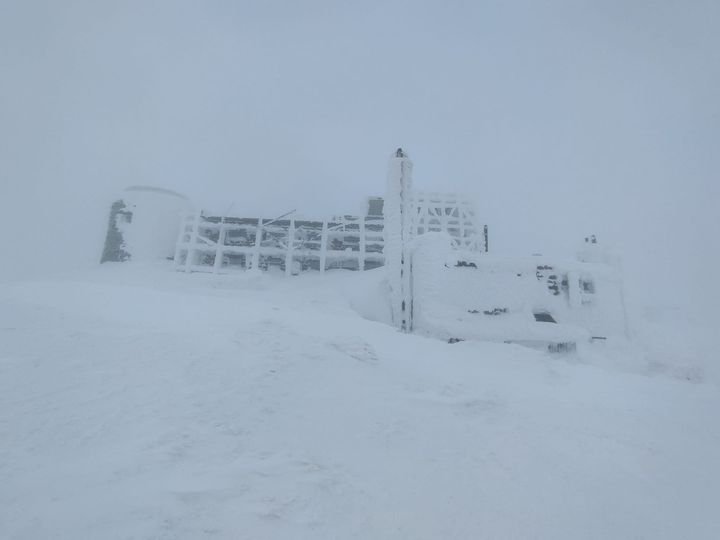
top-left (384, 148), bottom-right (414, 332)
top-left (213, 218), bottom-right (226, 273)
top-left (319, 220), bottom-right (328, 273)
top-left (250, 219), bottom-right (263, 270)
top-left (285, 217), bottom-right (295, 276)
top-left (359, 216), bottom-right (366, 272)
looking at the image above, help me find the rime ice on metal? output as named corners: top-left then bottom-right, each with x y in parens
top-left (157, 151), bottom-right (486, 276)
top-left (383, 148), bottom-right (414, 332)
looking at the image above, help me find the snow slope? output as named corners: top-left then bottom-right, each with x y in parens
top-left (0, 264), bottom-right (718, 539)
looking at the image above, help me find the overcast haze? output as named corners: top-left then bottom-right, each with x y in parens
top-left (1, 0), bottom-right (717, 315)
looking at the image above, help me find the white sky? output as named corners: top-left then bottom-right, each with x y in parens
top-left (1, 0), bottom-right (718, 314)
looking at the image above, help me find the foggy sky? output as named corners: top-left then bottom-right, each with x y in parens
top-left (1, 0), bottom-right (718, 315)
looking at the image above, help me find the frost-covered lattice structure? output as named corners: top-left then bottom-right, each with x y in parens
top-left (414, 192), bottom-right (485, 251)
top-left (174, 213), bottom-right (385, 274)
top-left (171, 151), bottom-right (485, 275)
top-left (100, 151), bottom-right (486, 274)
top-left (173, 199), bottom-right (486, 276)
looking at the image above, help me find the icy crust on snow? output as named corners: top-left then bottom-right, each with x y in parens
top-left (409, 233), bottom-right (628, 349)
top-left (0, 264), bottom-right (718, 539)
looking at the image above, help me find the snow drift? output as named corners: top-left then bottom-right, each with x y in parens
top-left (0, 263), bottom-right (718, 539)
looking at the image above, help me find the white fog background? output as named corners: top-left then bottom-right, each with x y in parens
top-left (1, 0), bottom-right (717, 321)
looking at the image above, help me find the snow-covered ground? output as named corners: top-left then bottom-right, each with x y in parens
top-left (1, 263), bottom-right (718, 539)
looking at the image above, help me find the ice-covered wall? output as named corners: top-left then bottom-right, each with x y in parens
top-left (410, 233), bottom-right (628, 350)
top-left (101, 186), bottom-right (192, 263)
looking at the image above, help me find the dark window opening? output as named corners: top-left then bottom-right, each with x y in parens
top-left (580, 279), bottom-right (595, 294)
top-left (533, 312), bottom-right (557, 323)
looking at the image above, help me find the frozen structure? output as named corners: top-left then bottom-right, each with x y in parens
top-left (173, 212), bottom-right (386, 274)
top-left (408, 234), bottom-right (628, 351)
top-left (380, 150), bottom-right (628, 350)
top-left (169, 166), bottom-right (485, 275)
top-left (383, 148), bottom-right (490, 332)
top-left (101, 186), bottom-right (192, 263)
top-left (100, 150), bottom-right (627, 352)
top-left (101, 181), bottom-right (484, 273)
top-left (383, 148), bottom-right (415, 331)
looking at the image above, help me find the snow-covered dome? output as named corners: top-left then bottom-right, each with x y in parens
top-left (101, 186), bottom-right (193, 263)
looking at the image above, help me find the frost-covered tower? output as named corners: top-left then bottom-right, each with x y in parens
top-left (384, 148), bottom-right (414, 332)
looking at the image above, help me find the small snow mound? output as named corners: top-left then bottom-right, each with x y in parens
top-left (344, 269), bottom-right (392, 325)
top-left (328, 338), bottom-right (378, 364)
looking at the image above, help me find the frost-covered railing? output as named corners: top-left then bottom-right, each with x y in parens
top-left (174, 213), bottom-right (386, 274)
top-left (174, 200), bottom-right (487, 275)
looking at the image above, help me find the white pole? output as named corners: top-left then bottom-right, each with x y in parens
top-left (285, 217), bottom-right (295, 276)
top-left (384, 148), bottom-right (414, 332)
top-left (359, 216), bottom-right (366, 272)
top-left (213, 219), bottom-right (226, 274)
top-left (319, 220), bottom-right (328, 273)
top-left (251, 219), bottom-right (263, 270)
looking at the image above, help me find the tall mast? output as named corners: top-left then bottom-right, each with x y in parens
top-left (384, 148), bottom-right (414, 332)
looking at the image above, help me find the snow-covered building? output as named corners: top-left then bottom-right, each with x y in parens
top-left (380, 149), bottom-right (628, 351)
top-left (408, 233), bottom-right (628, 351)
top-left (101, 154), bottom-right (484, 274)
top-left (101, 186), bottom-right (192, 264)
top-left (100, 149), bottom-right (627, 352)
